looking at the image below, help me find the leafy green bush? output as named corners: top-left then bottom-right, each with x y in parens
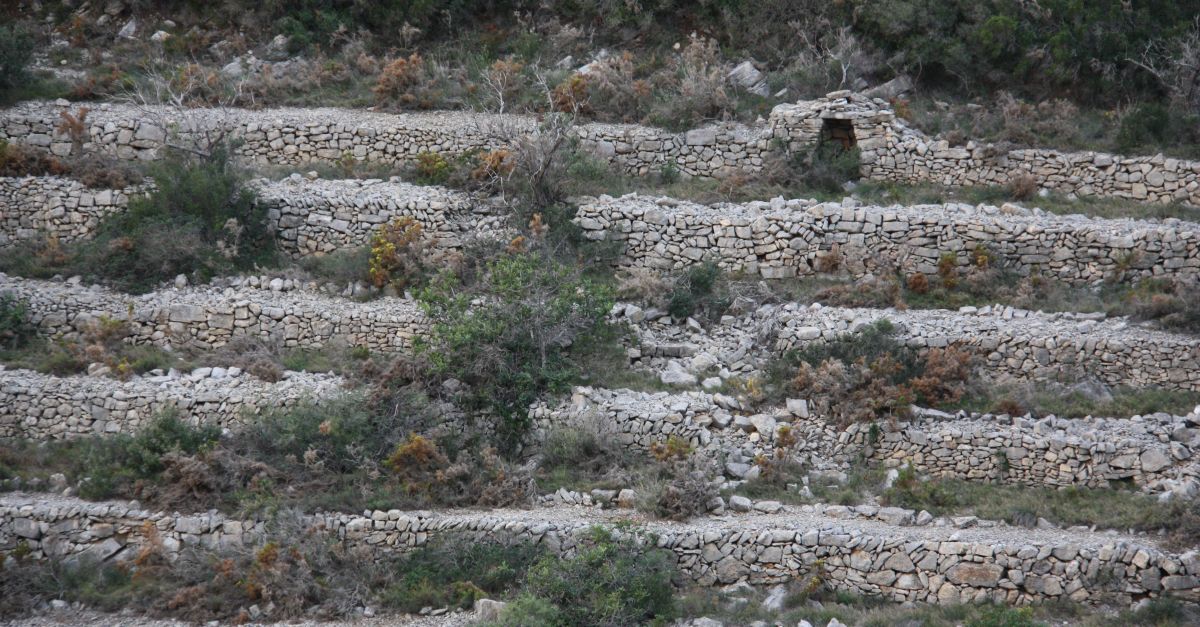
top-left (381, 538), bottom-right (545, 613)
top-left (77, 412), bottom-right (220, 499)
top-left (501, 527), bottom-right (677, 627)
top-left (667, 261), bottom-right (724, 320)
top-left (1116, 103), bottom-right (1170, 153)
top-left (68, 146), bottom-right (275, 293)
top-left (0, 23), bottom-right (33, 99)
top-left (0, 293), bottom-right (34, 350)
top-left (798, 141), bottom-right (861, 194)
top-left (417, 251), bottom-right (614, 454)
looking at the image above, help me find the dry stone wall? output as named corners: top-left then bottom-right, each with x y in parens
top-left (0, 274), bottom-right (425, 353)
top-left (575, 194), bottom-right (1200, 283)
top-left (0, 366), bottom-right (343, 440)
top-left (0, 176), bottom-right (146, 247)
top-left (257, 175), bottom-right (508, 258)
top-left (3, 494), bottom-right (1197, 606)
top-left (770, 303), bottom-right (1200, 392)
top-left (771, 92), bottom-right (1200, 206)
top-left (534, 387), bottom-right (1200, 497)
top-left (5, 93), bottom-right (1197, 205)
top-left (0, 102), bottom-right (772, 179)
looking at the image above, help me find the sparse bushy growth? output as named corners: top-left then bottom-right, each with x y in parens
top-left (417, 250), bottom-right (614, 454)
top-left (73, 411), bottom-right (221, 500)
top-left (500, 527), bottom-right (677, 627)
top-left (0, 146), bottom-right (275, 293)
top-left (381, 537), bottom-right (545, 613)
top-left (666, 260), bottom-right (726, 321)
top-left (0, 23), bottom-right (33, 99)
top-left (0, 293), bottom-right (34, 350)
top-left (770, 320), bottom-right (974, 424)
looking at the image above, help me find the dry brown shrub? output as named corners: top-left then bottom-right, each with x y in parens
top-left (815, 244), bottom-right (842, 273)
top-left (56, 107), bottom-right (89, 152)
top-left (907, 346), bottom-right (974, 406)
top-left (368, 217), bottom-right (437, 291)
top-left (373, 53), bottom-right (425, 106)
top-left (993, 398), bottom-right (1027, 416)
top-left (1008, 172), bottom-right (1039, 200)
top-left (616, 268), bottom-right (670, 306)
top-left (906, 273), bottom-right (930, 294)
top-left (580, 51), bottom-right (651, 123)
top-left (552, 73), bottom-right (590, 114)
top-left (937, 254), bottom-right (959, 290)
top-left (0, 142), bottom-right (69, 177)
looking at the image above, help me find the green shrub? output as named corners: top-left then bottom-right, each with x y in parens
top-left (417, 251), bottom-right (614, 454)
top-left (798, 141), bottom-right (861, 194)
top-left (508, 527), bottom-right (677, 627)
top-left (239, 394), bottom-right (424, 474)
top-left (0, 293), bottom-right (34, 350)
top-left (1116, 103), bottom-right (1170, 153)
top-left (69, 145), bottom-right (275, 293)
top-left (77, 412), bottom-right (220, 499)
top-left (381, 538), bottom-right (544, 613)
top-left (0, 24), bottom-right (33, 98)
top-left (667, 260), bottom-right (724, 320)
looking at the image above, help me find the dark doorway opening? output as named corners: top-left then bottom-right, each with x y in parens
top-left (821, 118), bottom-right (857, 149)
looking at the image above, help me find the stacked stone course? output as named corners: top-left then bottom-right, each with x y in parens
top-left (575, 194), bottom-right (1200, 283)
top-left (534, 387), bottom-right (1200, 496)
top-left (0, 274), bottom-right (425, 353)
top-left (0, 176), bottom-right (146, 246)
top-left (3, 494), bottom-right (1197, 606)
top-left (770, 303), bottom-right (1200, 392)
top-left (258, 175), bottom-right (508, 257)
top-left (5, 93), bottom-right (1199, 204)
top-left (0, 366), bottom-right (343, 439)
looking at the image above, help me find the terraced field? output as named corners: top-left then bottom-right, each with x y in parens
top-left (3, 89), bottom-right (1200, 625)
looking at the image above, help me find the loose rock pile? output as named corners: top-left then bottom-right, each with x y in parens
top-left (0, 366), bottom-right (343, 439)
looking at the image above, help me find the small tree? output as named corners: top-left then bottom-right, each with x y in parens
top-left (417, 251), bottom-right (614, 455)
top-left (0, 24), bottom-right (33, 100)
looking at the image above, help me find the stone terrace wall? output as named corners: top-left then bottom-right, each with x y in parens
top-left (3, 494), bottom-right (1197, 606)
top-left (0, 367), bottom-right (344, 439)
top-left (257, 175), bottom-right (508, 258)
top-left (0, 101), bottom-right (773, 179)
top-left (534, 387), bottom-right (1200, 495)
top-left (0, 176), bottom-right (146, 246)
top-left (6, 93), bottom-right (1197, 205)
top-left (574, 194), bottom-right (1200, 283)
top-left (769, 303), bottom-right (1200, 391)
top-left (0, 274), bottom-right (426, 353)
top-left (771, 92), bottom-right (1200, 206)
